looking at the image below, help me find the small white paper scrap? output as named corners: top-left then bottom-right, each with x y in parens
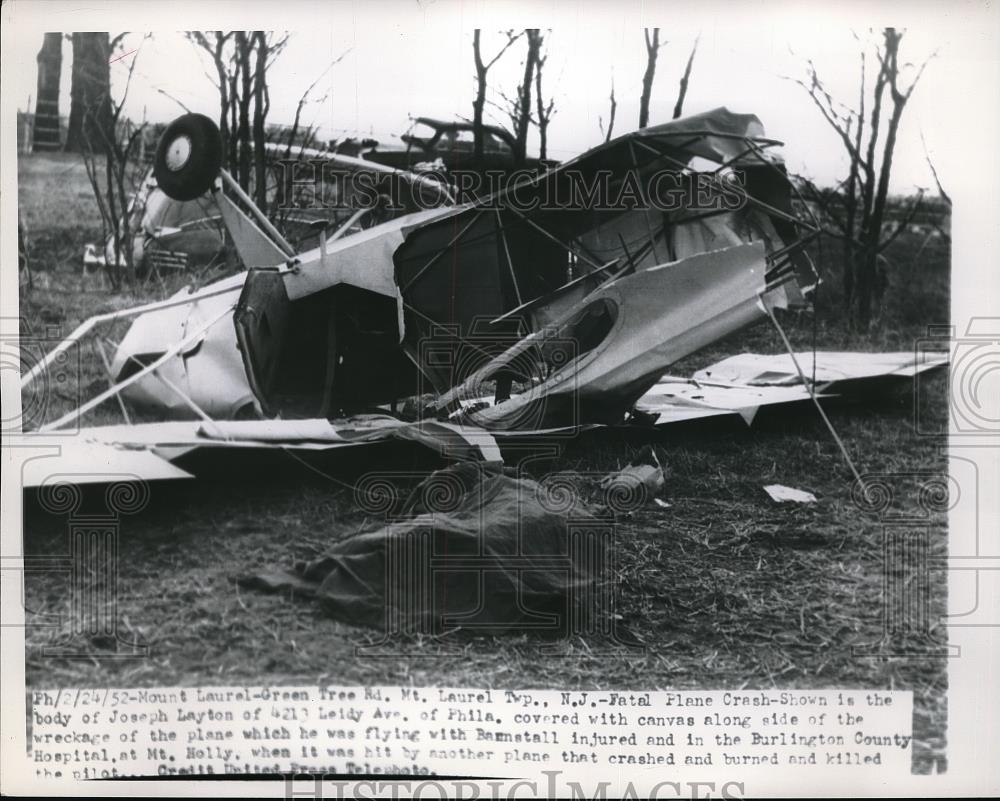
top-left (764, 484), bottom-right (817, 503)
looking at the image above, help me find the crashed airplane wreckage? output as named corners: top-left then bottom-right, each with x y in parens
top-left (19, 108), bottom-right (946, 486)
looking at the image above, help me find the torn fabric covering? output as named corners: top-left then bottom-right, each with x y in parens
top-left (18, 415), bottom-right (500, 487)
top-left (198, 416), bottom-right (501, 462)
top-left (394, 108), bottom-right (812, 397)
top-left (282, 206), bottom-right (460, 302)
top-left (238, 462), bottom-right (607, 632)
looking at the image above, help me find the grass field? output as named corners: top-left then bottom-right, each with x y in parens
top-left (16, 151), bottom-right (951, 773)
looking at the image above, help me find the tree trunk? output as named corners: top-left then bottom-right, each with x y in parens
top-left (533, 33), bottom-right (551, 161)
top-left (473, 31), bottom-right (486, 163)
top-left (234, 32), bottom-right (253, 192)
top-left (842, 237), bottom-right (855, 309)
top-left (535, 65), bottom-right (548, 161)
top-left (672, 37), bottom-right (698, 120)
top-left (65, 33), bottom-right (112, 153)
top-left (639, 28), bottom-right (659, 129)
top-left (252, 32), bottom-right (268, 209)
top-left (604, 81), bottom-right (617, 143)
top-left (212, 34), bottom-right (232, 172)
top-left (33, 33), bottom-right (63, 151)
top-left (513, 30), bottom-right (540, 166)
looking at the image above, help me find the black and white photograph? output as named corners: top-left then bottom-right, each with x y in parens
top-left (1, 1), bottom-right (998, 797)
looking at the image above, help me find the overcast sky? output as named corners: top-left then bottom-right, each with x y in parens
top-left (9, 0), bottom-right (1000, 194)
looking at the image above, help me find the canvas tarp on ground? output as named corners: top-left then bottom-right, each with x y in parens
top-left (239, 462), bottom-right (608, 633)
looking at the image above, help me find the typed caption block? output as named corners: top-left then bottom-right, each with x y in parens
top-left (29, 687), bottom-right (913, 779)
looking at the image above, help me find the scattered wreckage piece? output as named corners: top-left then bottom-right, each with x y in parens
top-left (763, 485), bottom-right (818, 503)
top-left (599, 445), bottom-right (666, 507)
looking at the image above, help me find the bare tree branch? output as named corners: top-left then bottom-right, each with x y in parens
top-left (533, 31), bottom-right (555, 161)
top-left (920, 130), bottom-right (951, 207)
top-left (639, 28), bottom-right (660, 129)
top-left (672, 35), bottom-right (699, 119)
top-left (472, 29), bottom-right (523, 163)
top-left (599, 79), bottom-right (617, 143)
top-left (792, 28), bottom-right (935, 325)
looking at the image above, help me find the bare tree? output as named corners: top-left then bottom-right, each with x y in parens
top-left (187, 30), bottom-right (290, 201)
top-left (234, 32), bottom-right (253, 192)
top-left (269, 51), bottom-right (348, 219)
top-left (638, 28), bottom-right (661, 129)
top-left (187, 31), bottom-right (234, 167)
top-left (599, 79), bottom-right (617, 143)
top-left (793, 28), bottom-right (934, 325)
top-left (33, 32), bottom-right (63, 151)
top-left (472, 29), bottom-right (522, 163)
top-left (510, 29), bottom-right (542, 166)
top-left (65, 33), bottom-right (114, 152)
top-left (79, 35), bottom-right (151, 288)
top-left (251, 31), bottom-right (281, 210)
top-left (532, 31), bottom-right (556, 161)
top-left (921, 131), bottom-right (950, 209)
top-left (672, 35), bottom-right (699, 119)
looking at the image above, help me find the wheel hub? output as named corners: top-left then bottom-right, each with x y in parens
top-left (165, 135), bottom-right (193, 172)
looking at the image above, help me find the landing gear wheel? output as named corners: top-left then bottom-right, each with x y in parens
top-left (153, 113), bottom-right (223, 201)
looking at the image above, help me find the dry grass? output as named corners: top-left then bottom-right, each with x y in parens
top-left (17, 151), bottom-right (950, 773)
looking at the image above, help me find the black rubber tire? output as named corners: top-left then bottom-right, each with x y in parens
top-left (153, 113), bottom-right (223, 201)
